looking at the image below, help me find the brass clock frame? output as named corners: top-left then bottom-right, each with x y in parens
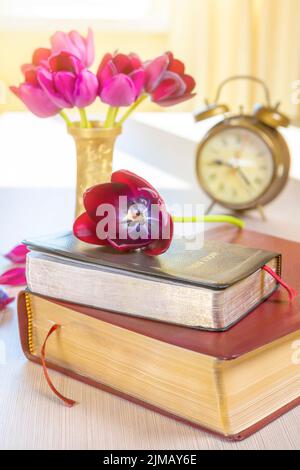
top-left (196, 114), bottom-right (291, 211)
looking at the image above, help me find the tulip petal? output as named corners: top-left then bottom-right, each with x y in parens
top-left (129, 69), bottom-right (145, 98)
top-left (182, 74), bottom-right (196, 93)
top-left (74, 70), bottom-right (98, 107)
top-left (51, 31), bottom-right (77, 57)
top-left (32, 48), bottom-right (51, 66)
top-left (144, 54), bottom-right (169, 93)
top-left (151, 78), bottom-right (180, 103)
top-left (4, 244), bottom-right (29, 264)
top-left (111, 170), bottom-right (161, 203)
top-left (156, 92), bottom-right (196, 107)
top-left (85, 28), bottom-right (95, 67)
top-left (168, 58), bottom-right (185, 75)
top-left (52, 29), bottom-right (95, 67)
top-left (129, 53), bottom-right (143, 70)
top-left (23, 67), bottom-right (39, 86)
top-left (106, 237), bottom-right (152, 252)
top-left (144, 213), bottom-right (174, 256)
top-left (73, 212), bottom-right (109, 246)
top-left (84, 182), bottom-right (130, 221)
top-left (97, 53), bottom-right (113, 80)
top-left (0, 287), bottom-right (14, 311)
top-left (69, 30), bottom-right (86, 60)
top-left (113, 53), bottom-right (133, 74)
top-left (100, 74), bottom-right (136, 107)
top-left (97, 61), bottom-right (116, 90)
top-left (37, 68), bottom-right (71, 108)
top-left (0, 267), bottom-right (26, 286)
top-left (49, 51), bottom-right (83, 74)
top-left (53, 71), bottom-right (76, 106)
top-left (10, 84), bottom-right (61, 117)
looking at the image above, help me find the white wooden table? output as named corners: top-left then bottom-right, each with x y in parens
top-left (0, 113), bottom-right (300, 450)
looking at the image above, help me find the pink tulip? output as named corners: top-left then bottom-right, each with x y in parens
top-left (10, 48), bottom-right (61, 118)
top-left (97, 53), bottom-right (145, 107)
top-left (51, 28), bottom-right (94, 67)
top-left (37, 51), bottom-right (98, 108)
top-left (144, 52), bottom-right (196, 106)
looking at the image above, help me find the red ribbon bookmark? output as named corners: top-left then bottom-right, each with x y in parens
top-left (41, 324), bottom-right (77, 407)
top-left (262, 265), bottom-right (298, 302)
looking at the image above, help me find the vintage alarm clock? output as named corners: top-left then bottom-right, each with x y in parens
top-left (194, 75), bottom-right (290, 217)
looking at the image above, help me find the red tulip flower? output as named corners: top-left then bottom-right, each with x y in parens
top-left (37, 51), bottom-right (98, 109)
top-left (144, 52), bottom-right (196, 106)
top-left (97, 53), bottom-right (145, 107)
top-left (50, 28), bottom-right (94, 67)
top-left (10, 48), bottom-right (61, 117)
top-left (73, 170), bottom-right (173, 256)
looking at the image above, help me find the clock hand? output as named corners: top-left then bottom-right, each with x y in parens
top-left (209, 159), bottom-right (233, 168)
top-left (237, 168), bottom-right (252, 187)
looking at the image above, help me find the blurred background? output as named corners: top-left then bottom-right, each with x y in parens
top-left (1, 0), bottom-right (300, 121)
top-left (1, 0), bottom-right (300, 250)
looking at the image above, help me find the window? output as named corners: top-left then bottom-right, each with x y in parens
top-left (2, 0), bottom-right (152, 20)
top-left (0, 0), bottom-right (170, 31)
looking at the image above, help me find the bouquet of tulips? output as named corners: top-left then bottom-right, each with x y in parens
top-left (11, 28), bottom-right (196, 128)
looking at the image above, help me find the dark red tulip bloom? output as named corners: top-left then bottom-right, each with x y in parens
top-left (73, 170), bottom-right (173, 256)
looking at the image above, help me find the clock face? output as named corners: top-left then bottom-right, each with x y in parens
top-left (197, 127), bottom-right (275, 206)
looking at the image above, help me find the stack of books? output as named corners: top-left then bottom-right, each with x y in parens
top-left (18, 226), bottom-right (300, 440)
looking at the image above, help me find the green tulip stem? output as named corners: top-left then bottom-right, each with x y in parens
top-left (172, 215), bottom-right (245, 229)
top-left (78, 108), bottom-right (90, 128)
top-left (118, 94), bottom-right (148, 126)
top-left (59, 110), bottom-right (72, 127)
top-left (104, 107), bottom-right (120, 128)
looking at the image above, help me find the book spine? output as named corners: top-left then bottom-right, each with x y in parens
top-left (24, 292), bottom-right (34, 354)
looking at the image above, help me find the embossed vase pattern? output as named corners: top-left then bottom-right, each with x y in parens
top-left (69, 123), bottom-right (122, 218)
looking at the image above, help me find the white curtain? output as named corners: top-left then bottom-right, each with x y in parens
top-left (169, 0), bottom-right (300, 123)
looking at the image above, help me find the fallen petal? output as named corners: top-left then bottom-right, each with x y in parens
top-left (0, 267), bottom-right (27, 286)
top-left (0, 288), bottom-right (14, 311)
top-left (4, 244), bottom-right (29, 264)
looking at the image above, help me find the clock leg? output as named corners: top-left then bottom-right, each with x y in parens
top-left (206, 200), bottom-right (216, 215)
top-left (257, 204), bottom-right (267, 222)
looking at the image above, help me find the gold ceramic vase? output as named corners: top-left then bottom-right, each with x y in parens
top-left (68, 122), bottom-right (122, 218)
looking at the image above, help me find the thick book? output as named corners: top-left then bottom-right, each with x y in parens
top-left (18, 228), bottom-right (300, 440)
top-left (24, 230), bottom-right (281, 330)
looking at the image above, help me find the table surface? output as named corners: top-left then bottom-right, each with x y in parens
top-left (1, 114), bottom-right (300, 450)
